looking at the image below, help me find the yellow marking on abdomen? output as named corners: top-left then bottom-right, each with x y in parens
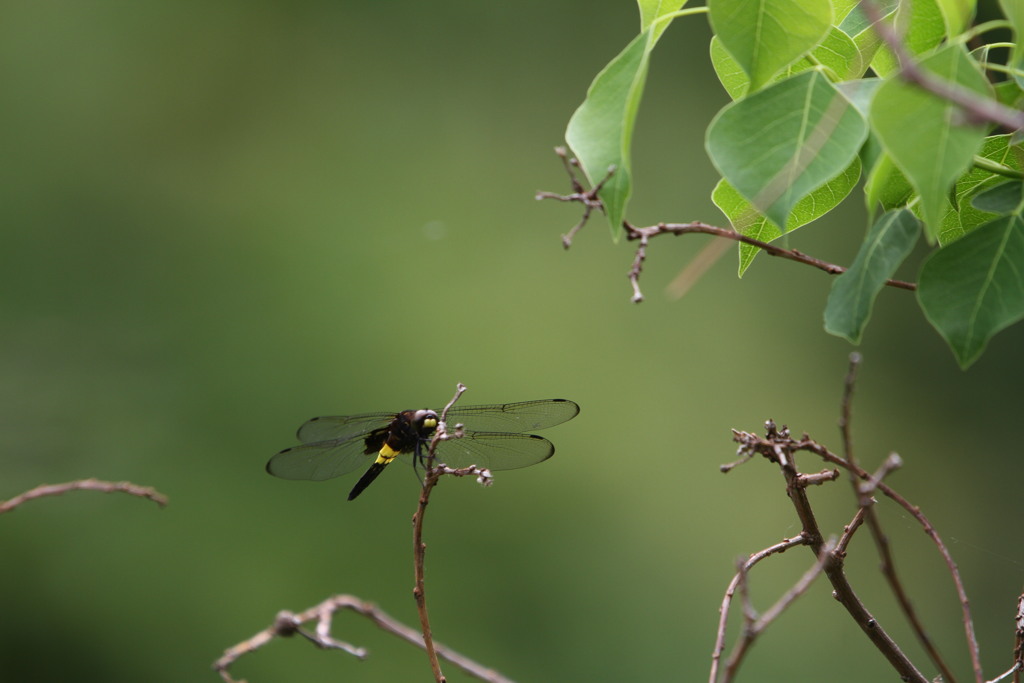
top-left (374, 443), bottom-right (400, 465)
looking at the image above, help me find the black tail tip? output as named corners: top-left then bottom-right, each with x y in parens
top-left (348, 462), bottom-right (387, 500)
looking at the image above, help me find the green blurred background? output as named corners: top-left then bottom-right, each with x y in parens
top-left (2, 2), bottom-right (1022, 681)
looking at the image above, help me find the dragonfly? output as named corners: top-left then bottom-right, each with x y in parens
top-left (266, 398), bottom-right (580, 500)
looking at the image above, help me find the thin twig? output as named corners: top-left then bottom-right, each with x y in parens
top-left (839, 353), bottom-right (957, 681)
top-left (624, 221), bottom-right (916, 302)
top-left (0, 478), bottom-right (169, 513)
top-left (720, 539), bottom-right (838, 683)
top-left (627, 227), bottom-right (651, 302)
top-left (835, 506), bottom-right (869, 556)
top-left (534, 147), bottom-right (614, 248)
top-left (860, 0), bottom-right (1024, 131)
top-left (709, 535), bottom-right (810, 682)
top-left (859, 454), bottom-right (904, 496)
top-left (212, 595), bottom-right (515, 683)
top-left (537, 150), bottom-right (918, 302)
top-left (988, 664), bottom-right (1023, 683)
top-left (859, 459), bottom-right (956, 681)
top-left (753, 538), bottom-right (836, 631)
top-left (839, 352), bottom-right (861, 475)
top-left (412, 382), bottom-right (470, 683)
top-left (796, 468), bottom-right (840, 487)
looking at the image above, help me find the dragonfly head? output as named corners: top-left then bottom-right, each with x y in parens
top-left (412, 409), bottom-right (439, 434)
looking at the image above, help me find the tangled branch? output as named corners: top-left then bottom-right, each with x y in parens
top-left (712, 353), bottom-right (1023, 683)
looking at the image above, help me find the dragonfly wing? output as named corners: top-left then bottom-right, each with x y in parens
top-left (295, 412), bottom-right (395, 443)
top-left (445, 399), bottom-right (579, 433)
top-left (267, 436), bottom-right (375, 481)
top-left (433, 432), bottom-right (555, 471)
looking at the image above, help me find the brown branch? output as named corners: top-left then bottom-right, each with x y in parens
top-left (412, 382), bottom-right (469, 683)
top-left (413, 468), bottom-right (446, 683)
top-left (732, 422), bottom-right (929, 682)
top-left (780, 439), bottom-right (927, 682)
top-left (797, 436), bottom-right (984, 682)
top-left (839, 352), bottom-right (861, 474)
top-left (537, 149), bottom-right (919, 303)
top-left (623, 221), bottom-right (916, 302)
top-left (860, 0), bottom-right (1024, 131)
top-left (760, 419), bottom-right (984, 680)
top-left (0, 478), bottom-right (169, 513)
top-left (212, 595), bottom-right (515, 683)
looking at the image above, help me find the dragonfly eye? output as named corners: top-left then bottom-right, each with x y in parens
top-left (413, 409), bottom-right (439, 430)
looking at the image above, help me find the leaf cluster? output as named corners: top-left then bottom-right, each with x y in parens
top-left (564, 0), bottom-right (1024, 368)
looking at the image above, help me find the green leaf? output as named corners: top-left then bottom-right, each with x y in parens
top-left (824, 209), bottom-right (921, 343)
top-left (712, 28), bottom-right (864, 101)
top-left (706, 70), bottom-right (868, 230)
top-left (870, 0), bottom-right (948, 77)
top-left (972, 181), bottom-right (1024, 214)
top-left (565, 31), bottom-right (651, 238)
top-left (837, 78), bottom-right (882, 118)
top-left (937, 135), bottom-right (1024, 245)
top-left (565, 5), bottom-right (686, 238)
top-left (918, 213), bottom-right (1024, 368)
top-left (870, 45), bottom-right (991, 241)
top-left (935, 0), bottom-right (974, 35)
top-left (638, 0), bottom-right (687, 39)
top-left (838, 0), bottom-right (897, 71)
top-left (1000, 0), bottom-right (1024, 89)
top-left (837, 0), bottom-right (897, 35)
top-left (811, 28), bottom-right (867, 81)
top-left (831, 0), bottom-right (860, 24)
top-left (712, 161), bottom-right (861, 275)
top-left (993, 79), bottom-right (1024, 110)
top-left (709, 36), bottom-right (751, 100)
top-left (864, 154), bottom-right (914, 213)
top-left (708, 0), bottom-right (832, 93)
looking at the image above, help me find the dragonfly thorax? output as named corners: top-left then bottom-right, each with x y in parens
top-left (372, 409), bottom-right (440, 457)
